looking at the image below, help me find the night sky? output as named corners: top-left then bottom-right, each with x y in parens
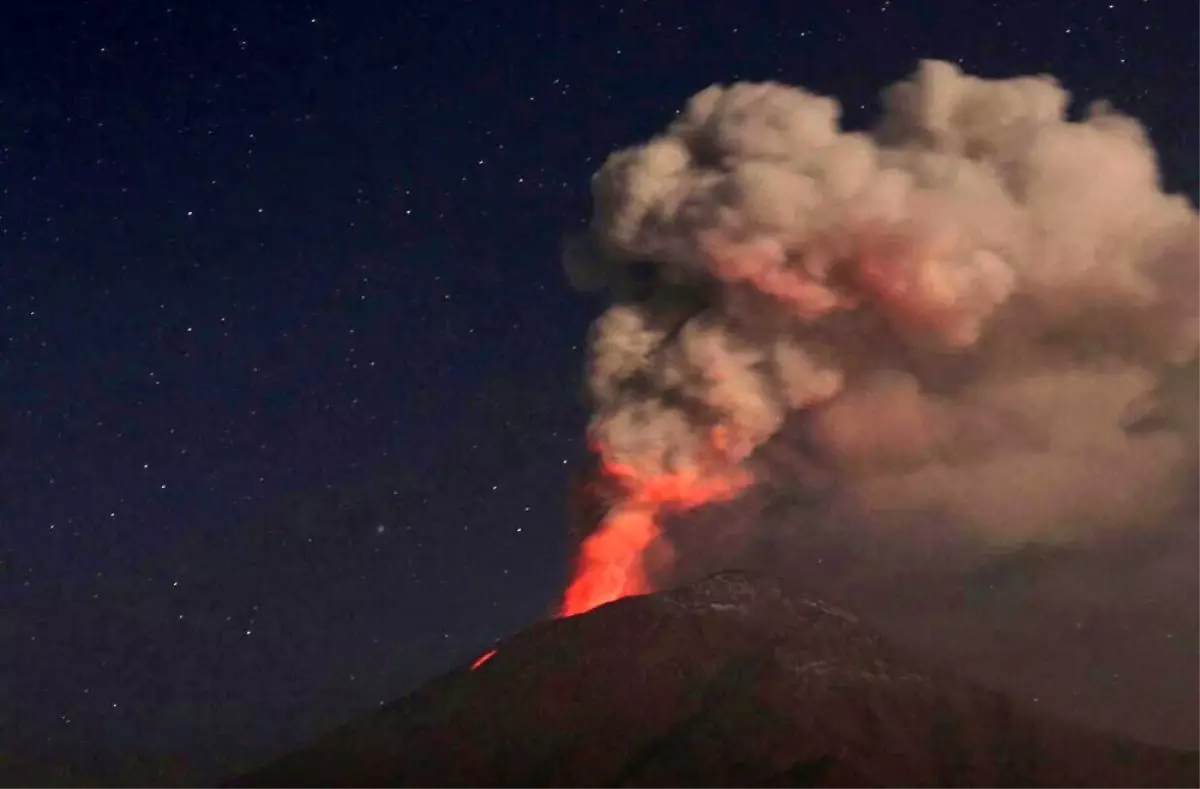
top-left (2, 1), bottom-right (1196, 784)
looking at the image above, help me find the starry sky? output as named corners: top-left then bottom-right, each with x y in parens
top-left (2, 0), bottom-right (1196, 784)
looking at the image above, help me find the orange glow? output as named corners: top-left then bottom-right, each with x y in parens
top-left (702, 233), bottom-right (849, 321)
top-left (559, 437), bottom-right (751, 618)
top-left (559, 502), bottom-right (658, 618)
top-left (470, 649), bottom-right (497, 671)
top-left (851, 228), bottom-right (983, 346)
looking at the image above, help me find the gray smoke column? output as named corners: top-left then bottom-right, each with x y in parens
top-left (563, 60), bottom-right (1198, 566)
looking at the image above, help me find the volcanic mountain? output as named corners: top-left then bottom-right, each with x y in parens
top-left (231, 571), bottom-right (1197, 787)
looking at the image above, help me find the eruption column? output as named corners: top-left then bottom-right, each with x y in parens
top-left (560, 435), bottom-right (752, 617)
top-left (556, 59), bottom-right (1198, 617)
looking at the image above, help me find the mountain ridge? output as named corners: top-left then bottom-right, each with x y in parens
top-left (231, 570), bottom-right (1198, 787)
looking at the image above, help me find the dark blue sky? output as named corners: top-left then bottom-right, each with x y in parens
top-left (1, 0), bottom-right (1196, 784)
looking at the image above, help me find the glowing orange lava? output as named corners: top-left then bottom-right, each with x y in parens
top-left (559, 437), bottom-right (751, 618)
top-left (470, 649), bottom-right (497, 671)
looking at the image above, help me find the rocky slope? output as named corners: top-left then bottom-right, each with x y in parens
top-left (232, 571), bottom-right (1198, 787)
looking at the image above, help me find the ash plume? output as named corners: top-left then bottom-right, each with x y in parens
top-left (560, 58), bottom-right (1199, 748)
top-left (564, 58), bottom-right (1196, 556)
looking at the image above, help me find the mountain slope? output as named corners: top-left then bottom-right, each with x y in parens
top-left (232, 571), bottom-right (1198, 787)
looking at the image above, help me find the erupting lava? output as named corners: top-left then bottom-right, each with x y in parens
top-left (559, 437), bottom-right (751, 617)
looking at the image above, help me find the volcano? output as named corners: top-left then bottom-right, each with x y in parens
top-left (231, 571), bottom-right (1197, 787)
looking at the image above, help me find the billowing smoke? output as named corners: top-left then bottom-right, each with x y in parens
top-left (559, 59), bottom-right (1199, 748)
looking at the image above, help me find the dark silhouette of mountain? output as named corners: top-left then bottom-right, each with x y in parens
top-left (231, 571), bottom-right (1198, 788)
top-left (0, 753), bottom-right (195, 788)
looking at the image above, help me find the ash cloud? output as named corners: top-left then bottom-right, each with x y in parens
top-left (566, 58), bottom-right (1196, 546)
top-left (564, 60), bottom-right (1198, 746)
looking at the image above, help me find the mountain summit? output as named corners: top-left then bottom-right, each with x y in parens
top-left (232, 571), bottom-right (1197, 787)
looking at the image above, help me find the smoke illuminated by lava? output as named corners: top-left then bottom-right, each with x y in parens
top-left (560, 435), bottom-right (751, 616)
top-left (557, 60), bottom-right (1198, 617)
